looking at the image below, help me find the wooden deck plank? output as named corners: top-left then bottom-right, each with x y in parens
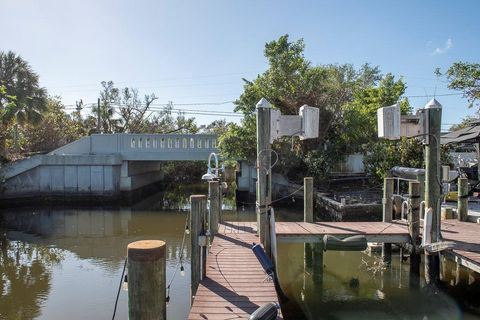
top-left (191, 219), bottom-right (480, 319)
top-left (277, 219), bottom-right (480, 273)
top-left (188, 223), bottom-right (282, 320)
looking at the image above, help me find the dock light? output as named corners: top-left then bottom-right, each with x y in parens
top-left (185, 225), bottom-right (190, 235)
top-left (202, 152), bottom-right (221, 181)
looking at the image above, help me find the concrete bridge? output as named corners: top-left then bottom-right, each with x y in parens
top-left (0, 133), bottom-right (218, 200)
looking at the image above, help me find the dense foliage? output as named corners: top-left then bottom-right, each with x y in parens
top-left (219, 35), bottom-right (413, 183)
top-left (437, 62), bottom-right (480, 109)
top-left (0, 51), bottom-right (47, 160)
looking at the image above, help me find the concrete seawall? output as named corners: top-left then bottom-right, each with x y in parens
top-left (0, 155), bottom-right (164, 200)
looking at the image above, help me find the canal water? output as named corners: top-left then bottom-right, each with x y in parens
top-left (1, 184), bottom-right (479, 319)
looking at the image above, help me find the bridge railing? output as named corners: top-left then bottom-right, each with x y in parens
top-left (50, 133), bottom-right (219, 161)
top-left (122, 134), bottom-right (217, 152)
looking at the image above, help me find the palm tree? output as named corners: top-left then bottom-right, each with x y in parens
top-left (0, 51), bottom-right (47, 159)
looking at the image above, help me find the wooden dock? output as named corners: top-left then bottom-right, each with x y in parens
top-left (189, 219), bottom-right (480, 319)
top-left (188, 222), bottom-right (282, 320)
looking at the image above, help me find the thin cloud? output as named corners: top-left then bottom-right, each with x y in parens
top-left (432, 38), bottom-right (453, 55)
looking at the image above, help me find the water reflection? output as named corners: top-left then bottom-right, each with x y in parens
top-left (0, 234), bottom-right (64, 320)
top-left (0, 189), bottom-right (199, 319)
top-left (277, 242), bottom-right (480, 320)
top-left (2, 184), bottom-right (480, 320)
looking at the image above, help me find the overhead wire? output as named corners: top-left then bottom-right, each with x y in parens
top-left (166, 212), bottom-right (189, 303)
top-left (111, 257), bottom-right (127, 320)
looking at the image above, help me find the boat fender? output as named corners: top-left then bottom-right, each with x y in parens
top-left (251, 243), bottom-right (289, 303)
top-left (249, 302), bottom-right (278, 320)
top-left (323, 235), bottom-right (368, 251)
top-left (252, 243), bottom-right (274, 274)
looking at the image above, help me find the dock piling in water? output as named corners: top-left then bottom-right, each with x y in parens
top-left (382, 177), bottom-right (394, 266)
top-left (424, 99), bottom-right (442, 285)
top-left (256, 99), bottom-right (272, 257)
top-left (408, 180), bottom-right (421, 288)
top-left (190, 195), bottom-right (207, 298)
top-left (304, 177), bottom-right (313, 223)
top-left (127, 240), bottom-right (166, 320)
top-left (208, 180), bottom-right (220, 235)
top-left (458, 177), bottom-right (468, 221)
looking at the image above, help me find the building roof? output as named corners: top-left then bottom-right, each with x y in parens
top-left (441, 121), bottom-right (480, 144)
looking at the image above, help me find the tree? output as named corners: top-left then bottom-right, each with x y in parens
top-left (436, 62), bottom-right (480, 109)
top-left (142, 102), bottom-right (199, 134)
top-left (0, 51), bottom-right (47, 159)
top-left (201, 119), bottom-right (230, 135)
top-left (92, 81), bottom-right (159, 133)
top-left (363, 138), bottom-right (423, 184)
top-left (220, 34), bottom-right (385, 182)
top-left (21, 96), bottom-right (82, 153)
top-left (342, 73), bottom-right (410, 151)
top-left (449, 115), bottom-right (479, 131)
top-left (117, 87), bottom-right (157, 133)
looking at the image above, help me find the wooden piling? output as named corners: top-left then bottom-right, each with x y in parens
top-left (256, 99), bottom-right (272, 257)
top-left (312, 242), bottom-right (324, 287)
top-left (127, 240), bottom-right (166, 320)
top-left (383, 177), bottom-right (394, 222)
top-left (190, 195), bottom-right (207, 297)
top-left (424, 100), bottom-right (442, 285)
top-left (458, 177), bottom-right (468, 221)
top-left (382, 177), bottom-right (394, 265)
top-left (408, 181), bottom-right (421, 288)
top-left (208, 181), bottom-right (220, 235)
top-left (303, 177), bottom-right (314, 283)
top-left (304, 177), bottom-right (314, 223)
top-left (418, 172), bottom-right (425, 203)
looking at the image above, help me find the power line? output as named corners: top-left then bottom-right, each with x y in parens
top-left (403, 92), bottom-right (463, 98)
top-left (63, 100), bottom-right (235, 107)
top-left (63, 104), bottom-right (244, 118)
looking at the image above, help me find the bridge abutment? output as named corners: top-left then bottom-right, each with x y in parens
top-left (120, 161), bottom-right (164, 192)
top-left (0, 133), bottom-right (218, 203)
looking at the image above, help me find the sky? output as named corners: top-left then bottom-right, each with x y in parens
top-left (1, 0), bottom-right (479, 129)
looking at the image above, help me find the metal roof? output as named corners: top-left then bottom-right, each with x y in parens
top-left (441, 122), bottom-right (480, 144)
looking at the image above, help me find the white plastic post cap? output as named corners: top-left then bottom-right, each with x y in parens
top-left (424, 98), bottom-right (442, 109)
top-left (256, 97), bottom-right (272, 109)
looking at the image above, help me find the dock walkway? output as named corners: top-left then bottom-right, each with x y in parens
top-left (189, 219), bottom-right (480, 319)
top-left (188, 222), bottom-right (282, 320)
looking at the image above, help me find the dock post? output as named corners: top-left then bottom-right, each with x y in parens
top-left (382, 177), bottom-right (394, 265)
top-left (458, 177), bottom-right (468, 221)
top-left (312, 241), bottom-right (324, 288)
top-left (304, 177), bottom-right (314, 222)
top-left (418, 172), bottom-right (425, 203)
top-left (304, 177), bottom-right (314, 270)
top-left (408, 181), bottom-right (421, 288)
top-left (383, 177), bottom-right (394, 222)
top-left (127, 240), bottom-right (166, 320)
top-left (256, 98), bottom-right (272, 257)
top-left (424, 99), bottom-right (442, 285)
top-left (190, 195), bottom-right (207, 298)
top-left (209, 180), bottom-right (220, 235)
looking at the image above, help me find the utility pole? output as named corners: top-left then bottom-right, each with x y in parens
top-left (97, 98), bottom-right (101, 133)
top-left (256, 98), bottom-right (272, 257)
top-left (424, 98), bottom-right (442, 285)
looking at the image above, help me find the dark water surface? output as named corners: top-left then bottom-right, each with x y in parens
top-left (1, 185), bottom-right (480, 319)
top-left (278, 243), bottom-right (480, 320)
